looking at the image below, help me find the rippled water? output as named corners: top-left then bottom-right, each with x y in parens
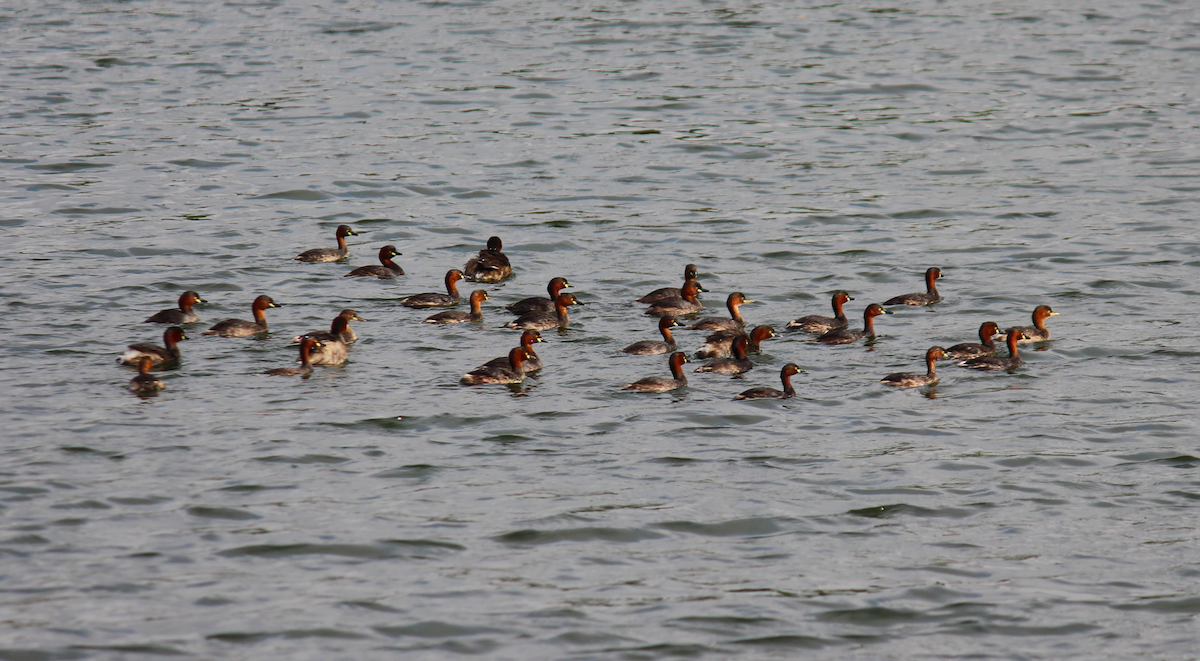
top-left (4, 1), bottom-right (1200, 659)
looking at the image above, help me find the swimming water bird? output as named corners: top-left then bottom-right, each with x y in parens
top-left (463, 236), bottom-right (512, 282)
top-left (787, 291), bottom-right (853, 333)
top-left (883, 267), bottom-right (943, 306)
top-left (695, 335), bottom-right (753, 374)
top-left (344, 245), bottom-right (403, 277)
top-left (293, 309), bottom-right (365, 345)
top-left (645, 281), bottom-right (703, 318)
top-left (120, 326), bottom-right (187, 367)
top-left (695, 325), bottom-right (776, 359)
top-left (686, 292), bottom-right (752, 332)
top-left (506, 277), bottom-right (571, 314)
top-left (734, 363), bottom-right (805, 400)
top-left (144, 291), bottom-right (206, 324)
top-left (503, 293), bottom-right (582, 331)
top-left (623, 351), bottom-right (689, 392)
top-left (946, 321), bottom-right (1002, 360)
top-left (880, 346), bottom-right (948, 388)
top-left (621, 316), bottom-right (681, 355)
top-left (401, 270), bottom-right (464, 308)
top-left (460, 347), bottom-right (530, 385)
top-left (264, 337), bottom-right (323, 376)
top-left (203, 295), bottom-right (280, 337)
top-left (637, 264), bottom-right (707, 305)
top-left (129, 356), bottom-right (165, 394)
top-left (816, 304), bottom-right (890, 344)
top-left (481, 331), bottom-right (545, 372)
top-left (426, 289), bottom-right (490, 324)
top-left (294, 224), bottom-right (358, 262)
top-left (959, 329), bottom-right (1027, 370)
top-left (1005, 305), bottom-right (1059, 343)
top-left (295, 316), bottom-right (355, 366)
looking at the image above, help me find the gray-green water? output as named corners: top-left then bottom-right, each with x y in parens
top-left (3, 1), bottom-right (1199, 658)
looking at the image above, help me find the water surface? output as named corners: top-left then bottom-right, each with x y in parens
top-left (3, 1), bottom-right (1200, 659)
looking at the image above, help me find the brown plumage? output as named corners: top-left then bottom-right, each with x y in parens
top-left (883, 267), bottom-right (942, 306)
top-left (463, 236), bottom-right (512, 282)
top-left (402, 270), bottom-right (464, 308)
top-left (734, 363), bottom-right (804, 400)
top-left (345, 245), bottom-right (403, 277)
top-left (637, 264), bottom-right (707, 304)
top-left (881, 347), bottom-right (947, 387)
top-left (788, 290), bottom-right (853, 333)
top-left (294, 224), bottom-right (358, 262)
top-left (144, 291), bottom-right (205, 324)
top-left (816, 304), bottom-right (890, 345)
top-left (623, 352), bottom-right (689, 392)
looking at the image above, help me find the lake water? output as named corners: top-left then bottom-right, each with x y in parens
top-left (3, 1), bottom-right (1200, 659)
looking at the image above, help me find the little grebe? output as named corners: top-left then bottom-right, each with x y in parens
top-left (695, 325), bottom-right (776, 359)
top-left (787, 290), bottom-right (853, 333)
top-left (145, 290), bottom-right (206, 324)
top-left (481, 331), bottom-right (545, 372)
top-left (880, 346), bottom-right (947, 387)
top-left (686, 292), bottom-right (752, 332)
top-left (621, 316), bottom-right (681, 355)
top-left (503, 293), bottom-right (582, 331)
top-left (121, 326), bottom-right (187, 366)
top-left (623, 351), bottom-right (689, 392)
top-left (959, 329), bottom-right (1027, 370)
top-left (463, 236), bottom-right (512, 283)
top-left (426, 289), bottom-right (490, 324)
top-left (506, 277), bottom-right (571, 314)
top-left (734, 363), bottom-right (804, 400)
top-left (637, 264), bottom-right (707, 304)
top-left (460, 346), bottom-right (530, 385)
top-left (946, 321), bottom-right (1001, 360)
top-left (294, 224), bottom-right (358, 262)
top-left (645, 281), bottom-right (703, 318)
top-left (296, 316), bottom-right (354, 366)
top-left (264, 337), bottom-right (322, 376)
top-left (402, 270), bottom-right (464, 308)
top-left (1006, 305), bottom-right (1059, 343)
top-left (695, 335), bottom-right (753, 374)
top-left (883, 267), bottom-right (943, 306)
top-left (293, 309), bottom-right (364, 345)
top-left (203, 295), bottom-right (280, 337)
top-left (345, 245), bottom-right (403, 277)
top-left (816, 303), bottom-right (890, 344)
top-left (129, 356), bottom-right (166, 394)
